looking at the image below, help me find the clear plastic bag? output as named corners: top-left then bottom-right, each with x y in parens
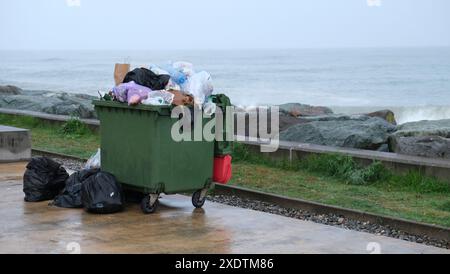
top-left (85, 149), bottom-right (101, 169)
top-left (149, 64), bottom-right (169, 76)
top-left (166, 67), bottom-right (187, 85)
top-left (161, 61), bottom-right (195, 85)
top-left (142, 90), bottom-right (174, 105)
top-left (172, 61), bottom-right (195, 77)
top-left (166, 78), bottom-right (181, 90)
top-left (142, 96), bottom-right (165, 105)
top-left (184, 71), bottom-right (214, 105)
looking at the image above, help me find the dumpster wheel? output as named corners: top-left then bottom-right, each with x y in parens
top-left (141, 194), bottom-right (159, 214)
top-left (192, 189), bottom-right (207, 208)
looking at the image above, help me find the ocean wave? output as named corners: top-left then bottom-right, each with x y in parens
top-left (331, 105), bottom-right (450, 124)
top-left (393, 106), bottom-right (450, 124)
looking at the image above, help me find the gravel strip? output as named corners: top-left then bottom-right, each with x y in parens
top-left (207, 194), bottom-right (449, 250)
top-left (32, 152), bottom-right (85, 171)
top-left (32, 153), bottom-right (449, 250)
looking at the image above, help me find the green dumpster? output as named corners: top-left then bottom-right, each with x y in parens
top-left (93, 100), bottom-right (214, 213)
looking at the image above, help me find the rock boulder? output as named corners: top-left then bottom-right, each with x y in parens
top-left (393, 119), bottom-right (450, 138)
top-left (366, 109), bottom-right (397, 125)
top-left (389, 135), bottom-right (450, 159)
top-left (280, 116), bottom-right (396, 150)
top-left (278, 103), bottom-right (333, 117)
top-left (0, 89), bottom-right (97, 118)
top-left (0, 85), bottom-right (22, 95)
top-left (234, 108), bottom-right (308, 137)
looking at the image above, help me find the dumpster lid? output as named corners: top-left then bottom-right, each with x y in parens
top-left (92, 100), bottom-right (173, 115)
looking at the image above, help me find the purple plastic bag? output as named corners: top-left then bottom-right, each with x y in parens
top-left (112, 81), bottom-right (151, 105)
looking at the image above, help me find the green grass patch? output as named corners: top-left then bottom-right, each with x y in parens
top-left (296, 154), bottom-right (388, 185)
top-left (232, 142), bottom-right (450, 195)
top-left (438, 201), bottom-right (450, 212)
top-left (59, 117), bottom-right (91, 137)
top-left (230, 142), bottom-right (450, 227)
top-left (231, 162), bottom-right (450, 227)
top-left (0, 114), bottom-right (99, 158)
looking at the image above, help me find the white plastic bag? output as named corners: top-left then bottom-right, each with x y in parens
top-left (184, 71), bottom-right (214, 105)
top-left (172, 61), bottom-right (195, 77)
top-left (85, 148), bottom-right (101, 169)
top-left (142, 90), bottom-right (174, 105)
top-left (166, 79), bottom-right (181, 90)
top-left (149, 64), bottom-right (170, 76)
top-left (142, 96), bottom-right (166, 105)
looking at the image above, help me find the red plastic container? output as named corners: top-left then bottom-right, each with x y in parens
top-left (213, 155), bottom-right (232, 184)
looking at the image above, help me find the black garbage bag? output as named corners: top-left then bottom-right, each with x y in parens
top-left (52, 168), bottom-right (100, 208)
top-left (23, 157), bottom-right (69, 202)
top-left (123, 68), bottom-right (170, 90)
top-left (81, 171), bottom-right (124, 214)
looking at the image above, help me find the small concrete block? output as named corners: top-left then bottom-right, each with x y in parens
top-left (0, 125), bottom-right (31, 162)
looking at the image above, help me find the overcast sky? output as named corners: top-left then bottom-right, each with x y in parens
top-left (1, 0), bottom-right (449, 50)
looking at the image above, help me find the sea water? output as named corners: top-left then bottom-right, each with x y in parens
top-left (0, 48), bottom-right (449, 123)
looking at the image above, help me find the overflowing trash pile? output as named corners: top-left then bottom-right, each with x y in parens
top-left (105, 61), bottom-right (216, 113)
top-left (104, 61), bottom-right (233, 187)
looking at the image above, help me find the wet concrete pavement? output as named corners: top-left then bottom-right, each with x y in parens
top-left (0, 162), bottom-right (448, 254)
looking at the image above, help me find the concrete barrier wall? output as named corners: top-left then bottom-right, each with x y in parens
top-left (241, 139), bottom-right (450, 183)
top-left (0, 125), bottom-right (31, 162)
top-left (0, 108), bottom-right (100, 132)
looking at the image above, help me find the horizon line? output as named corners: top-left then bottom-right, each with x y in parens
top-left (1, 45), bottom-right (450, 51)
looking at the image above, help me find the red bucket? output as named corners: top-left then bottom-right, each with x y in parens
top-left (213, 155), bottom-right (232, 184)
